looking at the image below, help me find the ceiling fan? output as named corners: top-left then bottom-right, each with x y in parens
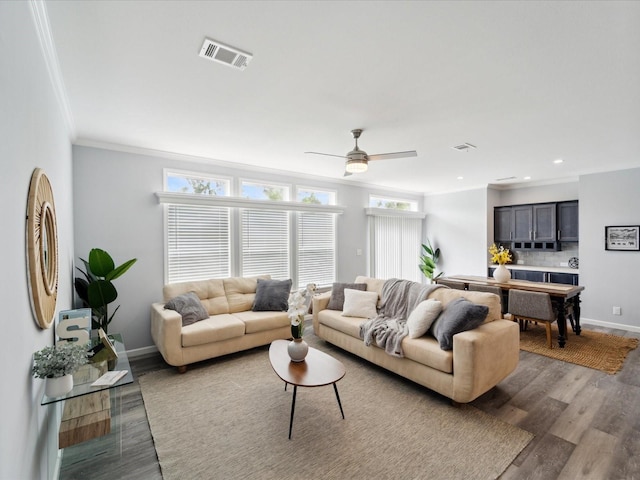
top-left (305, 129), bottom-right (417, 176)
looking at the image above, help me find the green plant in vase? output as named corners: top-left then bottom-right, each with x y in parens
top-left (419, 239), bottom-right (443, 283)
top-left (74, 248), bottom-right (137, 335)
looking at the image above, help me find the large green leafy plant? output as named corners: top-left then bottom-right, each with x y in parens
top-left (419, 239), bottom-right (443, 283)
top-left (74, 248), bottom-right (137, 335)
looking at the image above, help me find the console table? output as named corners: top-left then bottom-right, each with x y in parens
top-left (438, 275), bottom-right (584, 348)
top-left (41, 333), bottom-right (133, 448)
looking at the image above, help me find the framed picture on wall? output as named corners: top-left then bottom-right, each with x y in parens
top-left (605, 225), bottom-right (640, 251)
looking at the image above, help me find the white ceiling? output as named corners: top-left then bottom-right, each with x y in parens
top-left (45, 1), bottom-right (640, 194)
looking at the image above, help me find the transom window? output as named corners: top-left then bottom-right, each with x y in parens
top-left (369, 195), bottom-right (417, 211)
top-left (166, 170), bottom-right (230, 196)
top-left (241, 181), bottom-right (289, 201)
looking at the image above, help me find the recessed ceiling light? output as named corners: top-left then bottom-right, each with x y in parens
top-left (553, 159), bottom-right (564, 164)
top-left (457, 176), bottom-right (464, 180)
top-left (524, 176), bottom-right (531, 180)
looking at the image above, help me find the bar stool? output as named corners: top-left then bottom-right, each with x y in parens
top-left (468, 284), bottom-right (507, 316)
top-left (437, 279), bottom-right (466, 290)
top-left (508, 289), bottom-right (559, 348)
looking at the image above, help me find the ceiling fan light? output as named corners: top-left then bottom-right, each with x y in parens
top-left (345, 159), bottom-right (368, 173)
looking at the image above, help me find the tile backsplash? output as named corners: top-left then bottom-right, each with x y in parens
top-left (512, 243), bottom-right (579, 268)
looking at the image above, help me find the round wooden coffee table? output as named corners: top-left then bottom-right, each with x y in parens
top-left (269, 339), bottom-right (346, 439)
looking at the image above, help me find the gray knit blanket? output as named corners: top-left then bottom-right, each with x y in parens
top-left (359, 279), bottom-right (443, 357)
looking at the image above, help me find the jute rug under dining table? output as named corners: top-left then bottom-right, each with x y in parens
top-left (519, 323), bottom-right (639, 374)
top-left (139, 335), bottom-right (533, 480)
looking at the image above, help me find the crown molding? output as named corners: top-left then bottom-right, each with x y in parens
top-left (29, 0), bottom-right (76, 138)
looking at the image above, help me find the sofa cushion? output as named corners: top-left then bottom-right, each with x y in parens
top-left (164, 291), bottom-right (210, 326)
top-left (318, 309), bottom-right (363, 339)
top-left (430, 298), bottom-right (489, 350)
top-left (252, 278), bottom-right (292, 311)
top-left (232, 311), bottom-right (289, 334)
top-left (181, 314), bottom-right (245, 347)
top-left (163, 279), bottom-right (229, 315)
top-left (327, 282), bottom-right (367, 310)
top-left (407, 299), bottom-right (442, 338)
top-left (402, 336), bottom-right (453, 373)
top-left (427, 288), bottom-right (501, 324)
top-left (342, 289), bottom-right (378, 318)
top-left (354, 276), bottom-right (386, 307)
top-left (224, 276), bottom-right (269, 313)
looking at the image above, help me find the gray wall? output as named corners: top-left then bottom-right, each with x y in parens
top-left (580, 168), bottom-right (640, 329)
top-left (1, 2), bottom-right (75, 478)
top-left (72, 145), bottom-right (424, 351)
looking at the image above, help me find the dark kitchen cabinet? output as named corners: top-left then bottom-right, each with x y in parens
top-left (512, 205), bottom-right (533, 241)
top-left (532, 203), bottom-right (556, 241)
top-left (494, 207), bottom-right (513, 242)
top-left (511, 269), bottom-right (545, 282)
top-left (488, 268), bottom-right (578, 285)
top-left (547, 272), bottom-right (579, 285)
top-left (557, 201), bottom-right (579, 242)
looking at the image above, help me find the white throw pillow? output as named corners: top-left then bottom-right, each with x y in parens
top-left (407, 299), bottom-right (443, 338)
top-left (342, 288), bottom-right (378, 319)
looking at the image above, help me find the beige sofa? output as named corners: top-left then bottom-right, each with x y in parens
top-left (151, 276), bottom-right (290, 372)
top-left (312, 276), bottom-right (520, 403)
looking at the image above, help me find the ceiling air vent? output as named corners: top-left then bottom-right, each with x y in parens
top-left (451, 143), bottom-right (477, 151)
top-left (199, 38), bottom-right (252, 70)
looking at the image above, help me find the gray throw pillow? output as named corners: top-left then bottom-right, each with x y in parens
top-left (327, 282), bottom-right (367, 310)
top-left (252, 278), bottom-right (292, 311)
top-left (430, 297), bottom-right (489, 350)
top-left (164, 291), bottom-right (209, 327)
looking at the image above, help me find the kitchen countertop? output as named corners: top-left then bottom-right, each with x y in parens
top-left (489, 264), bottom-right (579, 274)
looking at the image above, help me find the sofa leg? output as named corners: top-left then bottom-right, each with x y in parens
top-left (177, 365), bottom-right (187, 374)
top-left (451, 400), bottom-right (462, 408)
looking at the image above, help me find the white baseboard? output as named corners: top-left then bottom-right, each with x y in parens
top-left (580, 317), bottom-right (640, 333)
top-left (126, 344), bottom-right (159, 358)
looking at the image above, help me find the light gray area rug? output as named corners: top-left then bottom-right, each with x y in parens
top-left (139, 338), bottom-right (532, 480)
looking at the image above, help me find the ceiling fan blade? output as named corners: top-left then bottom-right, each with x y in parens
top-left (343, 170), bottom-right (353, 177)
top-left (367, 150), bottom-right (418, 161)
top-left (304, 151), bottom-right (348, 159)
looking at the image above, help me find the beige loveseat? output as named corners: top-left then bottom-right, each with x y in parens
top-left (151, 276), bottom-right (290, 372)
top-left (312, 276), bottom-right (520, 403)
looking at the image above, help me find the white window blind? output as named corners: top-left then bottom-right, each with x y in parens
top-left (370, 215), bottom-right (422, 282)
top-left (167, 204), bottom-right (230, 283)
top-left (297, 211), bottom-right (336, 289)
top-left (241, 209), bottom-right (290, 279)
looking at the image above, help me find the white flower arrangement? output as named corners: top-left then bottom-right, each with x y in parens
top-left (287, 283), bottom-right (316, 339)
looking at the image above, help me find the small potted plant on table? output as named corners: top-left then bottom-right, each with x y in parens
top-left (32, 342), bottom-right (89, 397)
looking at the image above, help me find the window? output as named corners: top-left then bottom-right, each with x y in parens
top-left (366, 199), bottom-right (424, 282)
top-left (369, 195), bottom-right (417, 211)
top-left (241, 181), bottom-right (289, 201)
top-left (164, 171), bottom-right (231, 283)
top-left (166, 170), bottom-right (230, 196)
top-left (161, 173), bottom-right (343, 286)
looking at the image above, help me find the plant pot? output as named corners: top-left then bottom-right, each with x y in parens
top-left (45, 374), bottom-right (74, 397)
top-left (493, 264), bottom-right (511, 284)
top-left (287, 338), bottom-right (309, 362)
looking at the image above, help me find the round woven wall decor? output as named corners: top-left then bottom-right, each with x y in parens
top-left (26, 168), bottom-right (59, 329)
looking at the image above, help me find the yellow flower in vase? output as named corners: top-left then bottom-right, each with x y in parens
top-left (489, 243), bottom-right (512, 265)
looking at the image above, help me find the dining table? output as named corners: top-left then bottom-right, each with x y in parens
top-left (437, 275), bottom-right (585, 348)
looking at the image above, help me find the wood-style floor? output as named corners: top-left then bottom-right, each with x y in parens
top-left (59, 324), bottom-right (640, 480)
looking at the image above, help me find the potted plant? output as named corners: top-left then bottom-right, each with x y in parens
top-left (489, 243), bottom-right (513, 283)
top-left (32, 342), bottom-right (89, 397)
top-left (419, 239), bottom-right (444, 283)
top-left (74, 248), bottom-right (137, 335)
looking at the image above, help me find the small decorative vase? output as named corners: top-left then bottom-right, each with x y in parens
top-left (45, 374), bottom-right (74, 397)
top-left (493, 264), bottom-right (511, 283)
top-left (287, 338), bottom-right (309, 362)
